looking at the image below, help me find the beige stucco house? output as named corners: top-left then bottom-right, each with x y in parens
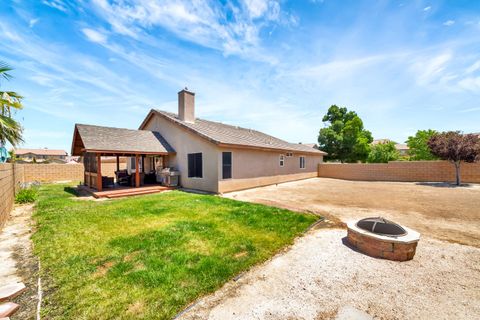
top-left (72, 89), bottom-right (326, 193)
top-left (15, 148), bottom-right (68, 162)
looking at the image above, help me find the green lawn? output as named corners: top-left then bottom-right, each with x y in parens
top-left (32, 184), bottom-right (318, 319)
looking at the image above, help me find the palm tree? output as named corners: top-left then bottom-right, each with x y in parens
top-left (0, 62), bottom-right (24, 146)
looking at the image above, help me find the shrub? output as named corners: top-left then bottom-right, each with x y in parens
top-left (15, 186), bottom-right (39, 204)
top-left (367, 141), bottom-right (400, 163)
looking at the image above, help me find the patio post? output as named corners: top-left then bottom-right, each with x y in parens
top-left (96, 153), bottom-right (102, 191)
top-left (135, 154), bottom-right (140, 187)
top-left (116, 155), bottom-right (119, 173)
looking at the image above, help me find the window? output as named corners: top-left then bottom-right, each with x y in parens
top-left (300, 156), bottom-right (306, 169)
top-left (286, 152), bottom-right (293, 157)
top-left (130, 157), bottom-right (142, 172)
top-left (222, 152), bottom-right (232, 179)
top-left (188, 153), bottom-right (203, 178)
top-left (279, 155), bottom-right (285, 167)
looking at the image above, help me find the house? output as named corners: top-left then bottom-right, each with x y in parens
top-left (14, 148), bottom-right (68, 162)
top-left (372, 139), bottom-right (410, 156)
top-left (394, 143), bottom-right (409, 156)
top-left (71, 89), bottom-right (326, 193)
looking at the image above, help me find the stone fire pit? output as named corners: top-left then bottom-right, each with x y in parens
top-left (347, 217), bottom-right (420, 261)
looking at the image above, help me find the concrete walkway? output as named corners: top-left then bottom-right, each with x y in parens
top-left (0, 204), bottom-right (38, 319)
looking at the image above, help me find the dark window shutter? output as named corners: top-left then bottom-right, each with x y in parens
top-left (188, 153), bottom-right (194, 177)
top-left (222, 152), bottom-right (232, 179)
top-left (188, 153), bottom-right (203, 178)
top-left (196, 153), bottom-right (203, 178)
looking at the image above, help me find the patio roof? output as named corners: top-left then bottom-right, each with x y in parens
top-left (71, 124), bottom-right (175, 156)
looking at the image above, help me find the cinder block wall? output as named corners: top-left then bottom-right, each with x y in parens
top-left (0, 164), bottom-right (15, 228)
top-left (21, 164), bottom-right (84, 182)
top-left (99, 162), bottom-right (127, 179)
top-left (318, 161), bottom-right (480, 183)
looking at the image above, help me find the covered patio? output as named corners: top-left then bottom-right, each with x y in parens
top-left (71, 124), bottom-right (176, 194)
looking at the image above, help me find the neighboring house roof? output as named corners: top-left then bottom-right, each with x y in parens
top-left (140, 110), bottom-right (327, 155)
top-left (395, 143), bottom-right (409, 151)
top-left (371, 139), bottom-right (391, 145)
top-left (71, 124), bottom-right (175, 156)
top-left (15, 148), bottom-right (67, 156)
top-left (372, 139), bottom-right (409, 151)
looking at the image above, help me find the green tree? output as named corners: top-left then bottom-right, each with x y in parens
top-left (367, 141), bottom-right (400, 163)
top-left (318, 105), bottom-right (373, 162)
top-left (0, 62), bottom-right (24, 146)
top-left (406, 129), bottom-right (438, 160)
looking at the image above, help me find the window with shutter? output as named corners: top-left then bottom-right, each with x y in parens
top-left (188, 153), bottom-right (203, 178)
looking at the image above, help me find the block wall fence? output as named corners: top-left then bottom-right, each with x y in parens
top-left (3, 161), bottom-right (480, 229)
top-left (0, 162), bottom-right (129, 229)
top-left (318, 161), bottom-right (480, 183)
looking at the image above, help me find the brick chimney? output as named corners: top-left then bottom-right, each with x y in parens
top-left (178, 88), bottom-right (195, 123)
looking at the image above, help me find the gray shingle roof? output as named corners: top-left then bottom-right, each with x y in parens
top-left (151, 110), bottom-right (326, 155)
top-left (74, 124), bottom-right (175, 155)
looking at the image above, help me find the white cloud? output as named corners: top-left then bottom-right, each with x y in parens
top-left (458, 77), bottom-right (480, 92)
top-left (423, 6), bottom-right (431, 12)
top-left (29, 18), bottom-right (39, 28)
top-left (89, 0), bottom-right (287, 62)
top-left (410, 52), bottom-right (452, 86)
top-left (465, 60), bottom-right (480, 74)
top-left (82, 28), bottom-right (107, 44)
top-left (443, 20), bottom-right (455, 26)
top-left (0, 21), bottom-right (22, 42)
top-left (459, 107), bottom-right (480, 113)
top-left (42, 0), bottom-right (67, 12)
top-left (243, 0), bottom-right (280, 20)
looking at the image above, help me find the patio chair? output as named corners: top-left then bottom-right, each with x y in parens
top-left (115, 170), bottom-right (130, 186)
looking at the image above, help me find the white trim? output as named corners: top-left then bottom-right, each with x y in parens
top-left (279, 154), bottom-right (285, 167)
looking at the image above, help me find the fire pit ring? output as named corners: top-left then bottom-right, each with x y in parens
top-left (347, 217), bottom-right (420, 261)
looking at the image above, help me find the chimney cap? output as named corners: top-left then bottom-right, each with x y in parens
top-left (178, 87), bottom-right (195, 95)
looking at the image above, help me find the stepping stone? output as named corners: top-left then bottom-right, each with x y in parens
top-left (0, 302), bottom-right (20, 318)
top-left (0, 283), bottom-right (26, 302)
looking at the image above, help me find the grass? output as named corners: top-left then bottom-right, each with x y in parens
top-left (15, 185), bottom-right (39, 203)
top-left (32, 184), bottom-right (318, 319)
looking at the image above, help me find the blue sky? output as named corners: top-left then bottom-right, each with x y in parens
top-left (1, 0), bottom-right (479, 153)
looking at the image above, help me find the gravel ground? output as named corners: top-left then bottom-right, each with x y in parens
top-left (180, 228), bottom-right (480, 320)
top-left (224, 178), bottom-right (480, 247)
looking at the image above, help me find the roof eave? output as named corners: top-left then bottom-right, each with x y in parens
top-left (83, 149), bottom-right (175, 156)
top-left (217, 142), bottom-right (327, 155)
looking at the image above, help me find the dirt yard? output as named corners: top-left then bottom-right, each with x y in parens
top-left (225, 178), bottom-right (480, 247)
top-left (178, 178), bottom-right (480, 320)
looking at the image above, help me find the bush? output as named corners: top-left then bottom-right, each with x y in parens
top-left (367, 141), bottom-right (400, 163)
top-left (15, 186), bottom-right (39, 204)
